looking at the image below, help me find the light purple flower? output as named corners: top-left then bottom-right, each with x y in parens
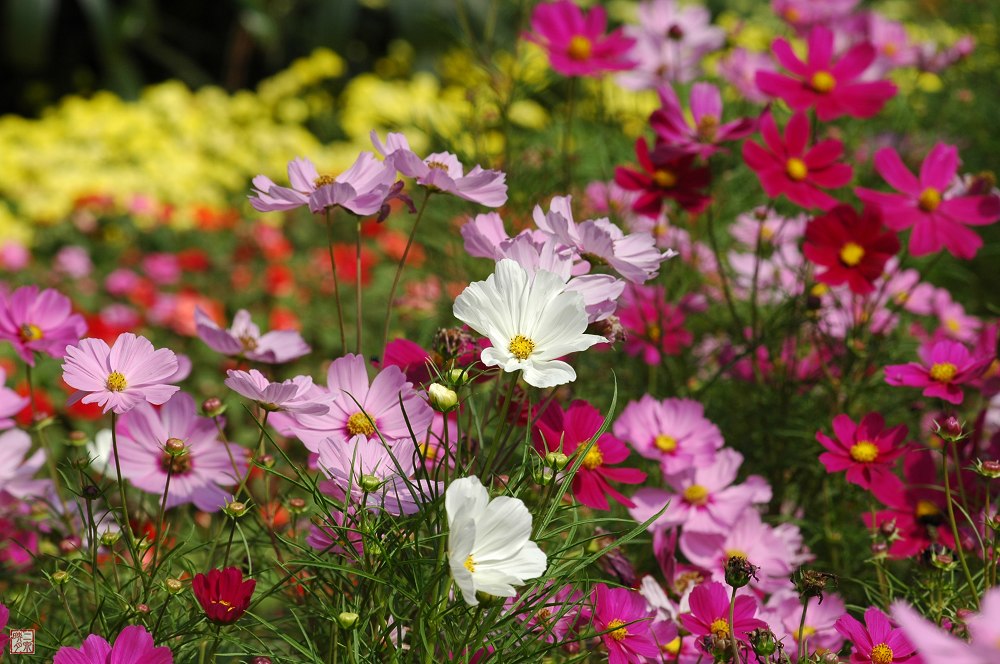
top-left (650, 83), bottom-right (755, 158)
top-left (0, 285), bottom-right (87, 365)
top-left (62, 333), bottom-right (179, 415)
top-left (195, 307), bottom-right (310, 364)
top-left (224, 369), bottom-right (331, 415)
top-left (53, 624), bottom-right (172, 664)
top-left (613, 396), bottom-right (723, 475)
top-left (718, 48), bottom-right (778, 105)
top-left (371, 131), bottom-right (507, 207)
top-left (0, 429), bottom-right (49, 500)
top-left (54, 246), bottom-right (93, 279)
top-left (0, 368), bottom-right (29, 429)
top-left (115, 393), bottom-right (246, 512)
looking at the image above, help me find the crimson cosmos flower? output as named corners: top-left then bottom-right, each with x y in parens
top-left (614, 139), bottom-right (712, 217)
top-left (802, 204), bottom-right (899, 294)
top-left (192, 567), bottom-right (256, 625)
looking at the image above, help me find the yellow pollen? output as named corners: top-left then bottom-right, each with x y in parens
top-left (929, 362), bottom-right (957, 383)
top-left (726, 549), bottom-right (748, 561)
top-left (870, 642), bottom-right (894, 664)
top-left (647, 323), bottom-right (662, 342)
top-left (238, 334), bottom-right (258, 352)
top-left (535, 608), bottom-right (552, 626)
top-left (810, 282), bottom-right (829, 297)
top-left (19, 323), bottom-right (43, 342)
top-left (918, 187), bottom-right (941, 212)
top-left (211, 599), bottom-right (236, 612)
top-left (709, 618), bottom-right (731, 638)
top-left (346, 411), bottom-right (376, 436)
top-left (663, 637), bottom-right (681, 654)
top-left (313, 174), bottom-right (336, 187)
top-left (946, 318), bottom-right (960, 333)
top-left (840, 242), bottom-right (865, 266)
top-left (915, 500), bottom-right (940, 519)
top-left (567, 35), bottom-right (593, 61)
top-left (810, 71), bottom-right (837, 93)
top-left (654, 434), bottom-right (677, 453)
top-left (849, 441), bottom-right (879, 463)
top-left (582, 446), bottom-right (604, 470)
top-left (508, 334), bottom-right (535, 360)
top-left (105, 371), bottom-right (128, 392)
top-left (783, 7), bottom-right (801, 22)
top-left (419, 443), bottom-right (438, 460)
top-left (696, 114), bottom-right (719, 141)
top-left (683, 484), bottom-right (709, 505)
top-left (426, 160), bottom-right (449, 171)
top-left (794, 625), bottom-right (817, 640)
top-left (606, 619), bottom-right (629, 642)
top-left (786, 157), bottom-right (808, 181)
top-left (653, 169), bottom-right (677, 188)
top-left (883, 42), bottom-right (898, 56)
top-left (464, 555), bottom-right (476, 573)
top-left (761, 225), bottom-right (775, 241)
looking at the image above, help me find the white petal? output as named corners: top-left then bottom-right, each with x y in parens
top-left (520, 360), bottom-right (577, 388)
top-left (445, 475), bottom-right (489, 528)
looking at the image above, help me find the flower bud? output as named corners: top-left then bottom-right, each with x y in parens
top-left (724, 554), bottom-right (758, 589)
top-left (544, 451), bottom-right (569, 470)
top-left (67, 430), bottom-right (89, 447)
top-left (474, 591), bottom-right (504, 606)
top-left (974, 459), bottom-right (1000, 479)
top-left (446, 368), bottom-right (469, 386)
top-left (224, 501), bottom-right (249, 518)
top-left (428, 383), bottom-right (459, 412)
top-left (337, 612), bottom-right (359, 629)
top-left (165, 578), bottom-right (184, 594)
top-left (82, 484), bottom-right (102, 501)
top-left (287, 497), bottom-right (307, 514)
top-left (257, 454), bottom-right (275, 469)
top-left (360, 475), bottom-right (382, 493)
top-left (165, 437), bottom-right (187, 456)
top-left (100, 530), bottom-right (122, 547)
top-left (533, 466), bottom-right (555, 486)
top-left (792, 568), bottom-right (837, 601)
top-left (250, 658), bottom-right (272, 664)
top-left (136, 603), bottom-right (150, 614)
top-left (879, 518), bottom-right (898, 539)
top-left (202, 397), bottom-right (226, 417)
top-left (51, 570), bottom-right (70, 585)
top-left (749, 628), bottom-right (778, 658)
top-left (870, 541), bottom-right (888, 557)
top-left (937, 416), bottom-right (963, 441)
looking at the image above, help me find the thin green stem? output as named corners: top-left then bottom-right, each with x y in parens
top-left (382, 189), bottom-right (432, 354)
top-left (728, 586), bottom-right (741, 664)
top-left (796, 599), bottom-right (809, 663)
top-left (110, 412), bottom-right (141, 581)
top-left (356, 215), bottom-right (364, 356)
top-left (943, 456), bottom-right (980, 609)
top-left (325, 208), bottom-right (347, 356)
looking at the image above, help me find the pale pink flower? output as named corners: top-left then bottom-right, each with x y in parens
top-left (224, 369), bottom-right (331, 415)
top-left (766, 590), bottom-right (846, 658)
top-left (0, 285), bottom-right (87, 365)
top-left (614, 396), bottom-right (723, 475)
top-left (0, 429), bottom-right (49, 500)
top-left (54, 246), bottom-right (93, 279)
top-left (195, 308), bottom-right (310, 364)
top-left (0, 241), bottom-right (29, 271)
top-left (892, 587), bottom-right (1000, 664)
top-left (0, 368), bottom-right (29, 429)
top-left (729, 207), bottom-right (808, 248)
top-left (718, 48), bottom-right (777, 104)
top-left (63, 333), bottom-right (179, 414)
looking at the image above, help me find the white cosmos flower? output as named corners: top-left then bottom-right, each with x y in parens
top-left (446, 475), bottom-right (547, 606)
top-left (452, 258), bottom-right (606, 388)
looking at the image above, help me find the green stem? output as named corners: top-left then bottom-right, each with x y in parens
top-left (233, 411), bottom-right (270, 500)
top-left (110, 412), bottom-right (141, 581)
top-left (728, 586), bottom-right (741, 664)
top-left (26, 362), bottom-right (75, 534)
top-left (325, 208), bottom-right (347, 356)
top-left (146, 462), bottom-right (174, 598)
top-left (943, 456), bottom-right (980, 609)
top-left (796, 599), bottom-right (809, 662)
top-left (382, 189), bottom-right (432, 354)
top-left (356, 215), bottom-right (364, 356)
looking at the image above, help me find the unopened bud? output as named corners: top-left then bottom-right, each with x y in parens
top-left (938, 416), bottom-right (963, 441)
top-left (287, 497), bottom-right (307, 514)
top-left (871, 541), bottom-right (889, 557)
top-left (749, 628), bottom-right (778, 658)
top-left (257, 454), bottom-right (275, 469)
top-left (879, 519), bottom-right (898, 539)
top-left (224, 501), bottom-right (249, 518)
top-left (544, 451), bottom-right (569, 470)
top-left (360, 474), bottom-right (382, 493)
top-left (474, 591), bottom-right (503, 606)
top-left (250, 658), bottom-right (272, 664)
top-left (165, 438), bottom-right (187, 456)
top-left (446, 368), bottom-right (469, 385)
top-left (136, 603), bottom-right (150, 614)
top-left (428, 383), bottom-right (459, 412)
top-left (67, 431), bottom-right (89, 447)
top-left (724, 554), bottom-right (758, 589)
top-left (165, 578), bottom-right (184, 594)
top-left (82, 484), bottom-right (101, 500)
top-left (533, 466), bottom-right (555, 486)
top-left (202, 397), bottom-right (226, 417)
top-left (337, 612), bottom-right (359, 629)
top-left (100, 531), bottom-right (122, 547)
top-left (51, 570), bottom-right (70, 585)
top-left (974, 459), bottom-right (1000, 479)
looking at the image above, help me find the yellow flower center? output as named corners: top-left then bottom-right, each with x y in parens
top-left (840, 242), bottom-right (865, 266)
top-left (696, 114), bottom-right (719, 141)
top-left (883, 42), bottom-right (898, 56)
top-left (582, 446), bottom-right (604, 470)
top-left (946, 318), bottom-right (961, 333)
top-left (647, 323), bottom-right (662, 342)
top-left (726, 549), bottom-right (748, 561)
top-left (19, 323), bottom-right (43, 342)
top-left (915, 499), bottom-right (940, 519)
top-left (810, 282), bottom-right (829, 297)
top-left (870, 643), bottom-right (894, 664)
top-left (929, 362), bottom-right (957, 383)
top-left (653, 169), bottom-right (677, 188)
top-left (709, 618), bottom-right (731, 638)
top-left (683, 484), bottom-right (709, 505)
top-left (464, 555), bottom-right (476, 573)
top-left (606, 619), bottom-right (629, 642)
top-left (663, 637), bottom-right (681, 654)
top-left (655, 434), bottom-right (677, 453)
top-left (794, 625), bottom-right (817, 640)
top-left (783, 7), bottom-right (801, 22)
top-left (786, 157), bottom-right (808, 181)
top-left (313, 174), bottom-right (336, 187)
top-left (567, 35), bottom-right (593, 61)
top-left (918, 187), bottom-right (941, 212)
top-left (535, 608), bottom-right (552, 626)
top-left (810, 71), bottom-right (837, 93)
top-left (426, 160), bottom-right (449, 171)
top-left (346, 411), bottom-right (376, 436)
top-left (508, 334), bottom-right (535, 360)
top-left (239, 334), bottom-right (258, 352)
top-left (105, 371), bottom-right (128, 392)
top-left (849, 441), bottom-right (879, 463)
top-left (419, 443), bottom-right (438, 460)
top-left (211, 599), bottom-right (236, 612)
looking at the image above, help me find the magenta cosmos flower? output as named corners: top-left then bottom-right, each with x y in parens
top-left (590, 584), bottom-right (660, 664)
top-left (192, 567), bottom-right (256, 625)
top-left (613, 396), bottom-right (723, 475)
top-left (856, 144), bottom-right (1000, 258)
top-left (650, 83), bottom-right (755, 158)
top-left (525, 0), bottom-right (635, 77)
top-left (0, 285), bottom-right (86, 365)
top-left (286, 353), bottom-right (433, 452)
top-left (62, 333), bottom-right (179, 415)
top-left (884, 338), bottom-right (990, 405)
top-left (802, 204), bottom-right (900, 295)
top-left (756, 26), bottom-right (897, 121)
top-left (533, 400), bottom-right (647, 511)
top-left (195, 307), bottom-right (310, 364)
top-left (835, 606), bottom-right (918, 664)
top-left (224, 369), bottom-right (331, 415)
top-left (680, 580), bottom-right (766, 650)
top-left (817, 412), bottom-right (908, 503)
top-left (742, 110), bottom-right (852, 210)
top-left (115, 393), bottom-right (246, 512)
top-left (53, 625), bottom-right (172, 664)
top-left (617, 285), bottom-right (693, 365)
top-left (371, 131), bottom-right (507, 207)
top-left (249, 153), bottom-right (397, 217)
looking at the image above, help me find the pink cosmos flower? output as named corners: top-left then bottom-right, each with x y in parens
top-left (307, 506), bottom-right (365, 558)
top-left (195, 307), bottom-right (310, 364)
top-left (885, 338), bottom-right (990, 405)
top-left (629, 448), bottom-right (771, 533)
top-left (850, 12), bottom-right (918, 78)
top-left (718, 48), bottom-right (777, 105)
top-left (286, 353), bottom-right (433, 452)
top-left (613, 396), bottom-right (723, 475)
top-left (892, 587), bottom-right (1000, 664)
top-left (62, 333), bottom-right (179, 415)
top-left (590, 583), bottom-right (660, 664)
top-left (53, 625), bottom-right (172, 664)
top-left (533, 400), bottom-right (647, 511)
top-left (617, 284), bottom-right (693, 365)
top-left (680, 580), bottom-right (766, 650)
top-left (224, 369), bottom-right (331, 415)
top-left (525, 1), bottom-right (636, 78)
top-left (115, 393), bottom-right (246, 512)
top-left (730, 207), bottom-right (808, 248)
top-left (757, 26), bottom-right (897, 120)
top-left (772, 0), bottom-right (860, 30)
top-left (742, 110), bottom-right (853, 211)
top-left (650, 83), bottom-right (755, 158)
top-left (249, 153), bottom-right (397, 217)
top-left (0, 368), bottom-right (29, 429)
top-left (766, 591), bottom-right (846, 658)
top-left (835, 606), bottom-right (918, 664)
top-left (371, 132), bottom-right (507, 207)
top-left (817, 412), bottom-right (908, 503)
top-left (512, 582), bottom-right (592, 645)
top-left (54, 246), bottom-right (93, 279)
top-left (856, 144), bottom-right (1000, 258)
top-left (0, 601), bottom-right (8, 652)
top-left (0, 429), bottom-right (48, 500)
top-left (0, 285), bottom-right (87, 365)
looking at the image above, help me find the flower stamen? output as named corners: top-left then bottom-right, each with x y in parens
top-left (105, 371), bottom-right (128, 392)
top-left (606, 618), bottom-right (629, 641)
top-left (849, 441), bottom-right (879, 463)
top-left (508, 334), bottom-right (536, 360)
top-left (347, 411), bottom-right (376, 436)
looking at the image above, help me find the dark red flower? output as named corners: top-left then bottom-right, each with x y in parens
top-left (615, 139), bottom-right (712, 217)
top-left (802, 204), bottom-right (899, 294)
top-left (192, 567), bottom-right (256, 625)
